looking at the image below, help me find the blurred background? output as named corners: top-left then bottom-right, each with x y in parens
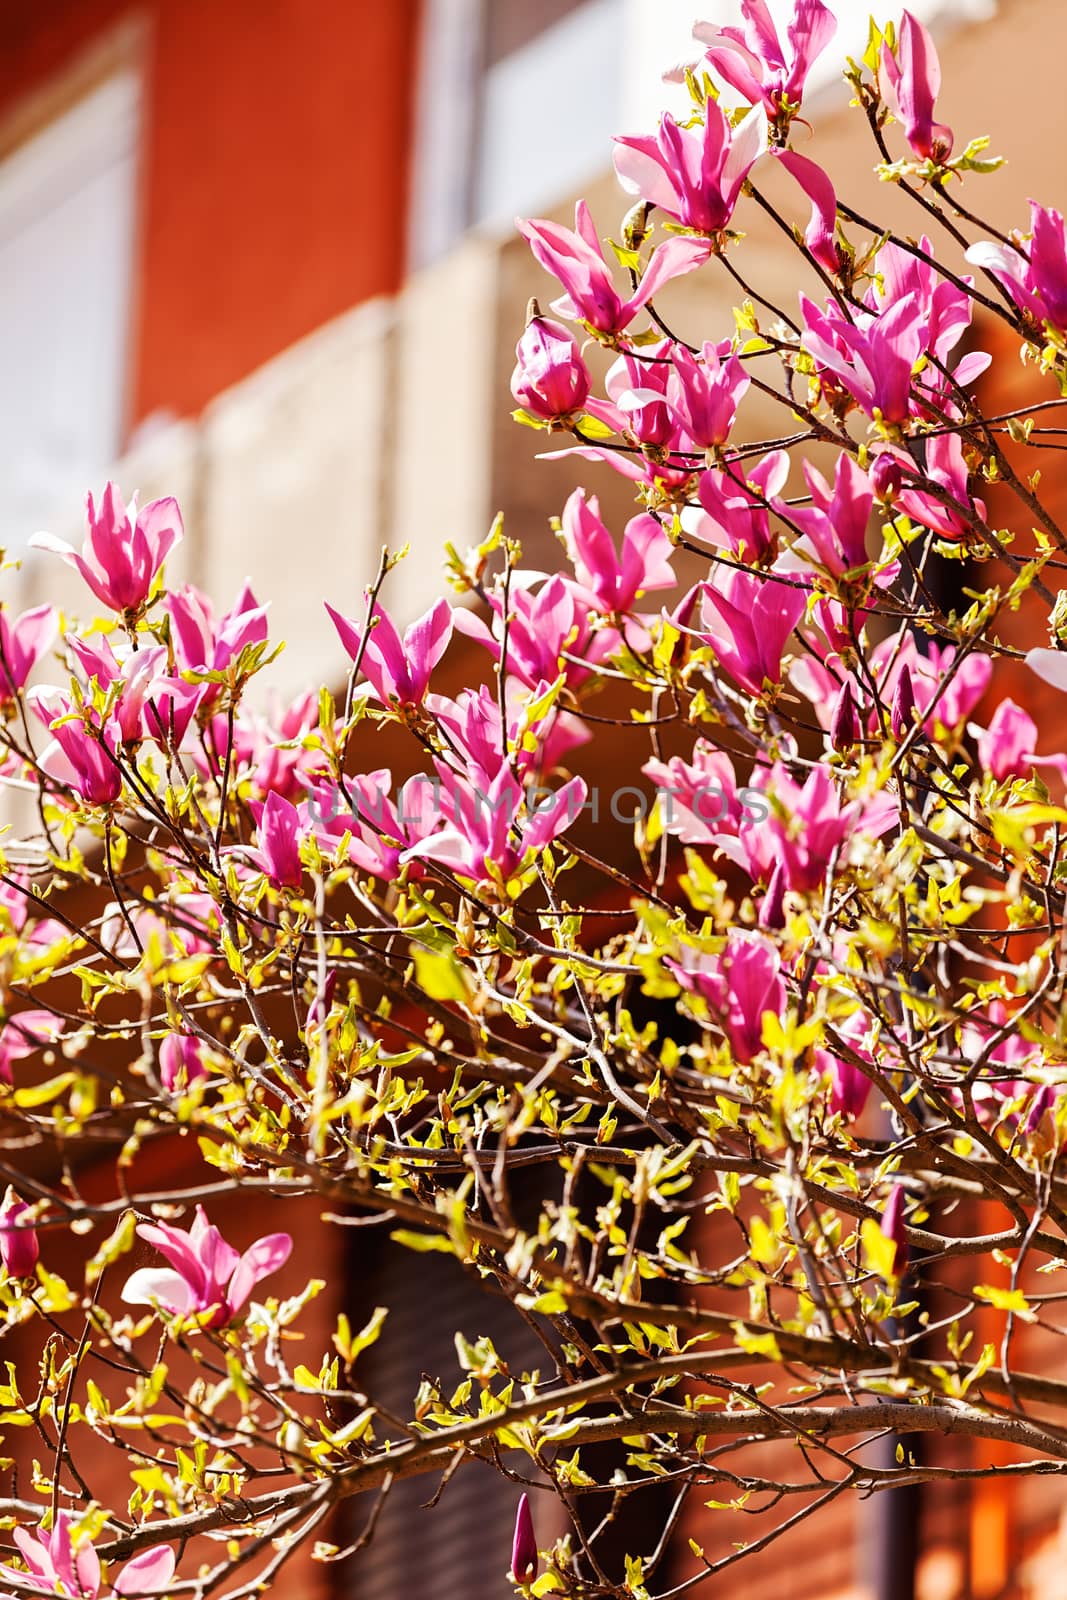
top-left (1, 1), bottom-right (1065, 1596)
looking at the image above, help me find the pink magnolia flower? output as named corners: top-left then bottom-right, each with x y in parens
top-left (773, 149), bottom-right (840, 273)
top-left (871, 635), bottom-right (992, 736)
top-left (887, 434), bottom-right (987, 543)
top-left (512, 1495), bottom-right (538, 1583)
top-left (880, 10), bottom-right (953, 163)
top-left (967, 202), bottom-right (1067, 334)
top-left (613, 100), bottom-right (766, 236)
top-left (598, 340), bottom-right (680, 452)
top-left (959, 1003), bottom-right (1046, 1115)
top-left (690, 0), bottom-right (837, 119)
top-left (668, 340), bottom-right (750, 449)
top-left (32, 483), bottom-right (183, 615)
top-left (0, 1186), bottom-right (38, 1276)
top-left (825, 1054), bottom-right (871, 1121)
top-left (561, 491), bottom-right (675, 613)
top-left (644, 741), bottom-right (744, 845)
top-left (968, 697), bottom-right (1067, 788)
top-left (800, 293), bottom-right (924, 424)
top-left (0, 604), bottom-right (58, 703)
top-left (0, 873), bottom-right (67, 953)
top-left (455, 574), bottom-right (618, 691)
top-left (695, 569), bottom-right (806, 695)
top-left (158, 1034), bottom-right (208, 1093)
top-left (694, 450), bottom-right (789, 563)
top-left (122, 1206), bottom-right (292, 1327)
top-left (198, 691), bottom-right (321, 800)
top-left (29, 690), bottom-right (122, 806)
top-left (0, 1514), bottom-right (174, 1599)
top-left (327, 597), bottom-right (452, 708)
top-left (519, 201), bottom-right (711, 337)
top-left (66, 634), bottom-right (182, 747)
top-left (816, 1014), bottom-right (879, 1122)
top-left (668, 932), bottom-right (786, 1065)
top-left (783, 452), bottom-right (873, 578)
top-left (791, 633), bottom-right (992, 742)
top-left (759, 764), bottom-right (898, 894)
top-left (427, 682), bottom-right (589, 787)
top-left (248, 791), bottom-right (304, 889)
top-left (167, 580), bottom-right (269, 675)
top-left (865, 239), bottom-right (989, 393)
top-left (302, 771), bottom-right (439, 882)
top-left (401, 764), bottom-right (587, 887)
top-left (511, 315), bottom-right (591, 420)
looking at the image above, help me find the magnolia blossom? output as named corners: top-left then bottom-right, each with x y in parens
top-left (122, 1206), bottom-right (292, 1327)
top-left (519, 201), bottom-right (711, 337)
top-left (401, 765), bottom-right (587, 887)
top-left (775, 149), bottom-right (840, 272)
top-left (0, 604), bottom-right (58, 703)
top-left (668, 932), bottom-right (786, 1065)
top-left (29, 690), bottom-right (123, 807)
top-left (880, 1184), bottom-right (910, 1276)
top-left (967, 202), bottom-right (1067, 334)
top-left (168, 581), bottom-right (269, 677)
top-left (971, 698), bottom-right (1067, 786)
top-left (760, 764), bottom-right (898, 893)
top-left (327, 597), bottom-right (452, 708)
top-left (427, 682), bottom-right (589, 786)
top-left (511, 314), bottom-right (590, 420)
top-left (613, 100), bottom-right (766, 235)
top-left (694, 451), bottom-right (788, 563)
top-left (302, 771), bottom-right (440, 881)
top-left (0, 1186), bottom-right (38, 1276)
top-left (247, 791), bottom-right (304, 888)
top-left (454, 573), bottom-right (619, 691)
top-left (561, 490), bottom-right (675, 613)
top-left (158, 1034), bottom-right (209, 1092)
top-left (694, 569), bottom-right (806, 695)
top-left (880, 10), bottom-right (953, 163)
top-left (32, 483), bottom-right (183, 615)
top-left (0, 1010), bottom-right (64, 1084)
top-left (643, 742), bottom-right (746, 845)
top-left (688, 0), bottom-right (837, 120)
top-left (783, 453), bottom-right (873, 579)
top-left (800, 293), bottom-right (923, 424)
top-left (668, 340), bottom-right (750, 449)
top-left (0, 1514), bottom-right (174, 1600)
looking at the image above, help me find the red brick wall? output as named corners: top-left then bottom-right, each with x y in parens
top-left (0, 0), bottom-right (418, 427)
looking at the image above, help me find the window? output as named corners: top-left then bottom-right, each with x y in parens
top-left (0, 71), bottom-right (140, 550)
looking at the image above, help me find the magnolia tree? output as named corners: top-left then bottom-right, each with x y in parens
top-left (4, 5), bottom-right (1067, 1596)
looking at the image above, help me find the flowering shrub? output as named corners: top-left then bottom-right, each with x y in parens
top-left (3, 5), bottom-right (1067, 1593)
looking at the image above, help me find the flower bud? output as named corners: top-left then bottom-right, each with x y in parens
top-left (511, 316), bottom-right (590, 421)
top-left (880, 1183), bottom-right (909, 1277)
top-left (0, 1186), bottom-right (39, 1277)
top-left (511, 1492), bottom-right (538, 1582)
top-left (869, 449), bottom-right (904, 502)
top-left (759, 862), bottom-right (786, 931)
top-left (890, 664), bottom-right (917, 741)
top-left (829, 680), bottom-right (860, 753)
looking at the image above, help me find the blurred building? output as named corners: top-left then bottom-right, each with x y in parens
top-left (2, 1), bottom-right (1067, 1597)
